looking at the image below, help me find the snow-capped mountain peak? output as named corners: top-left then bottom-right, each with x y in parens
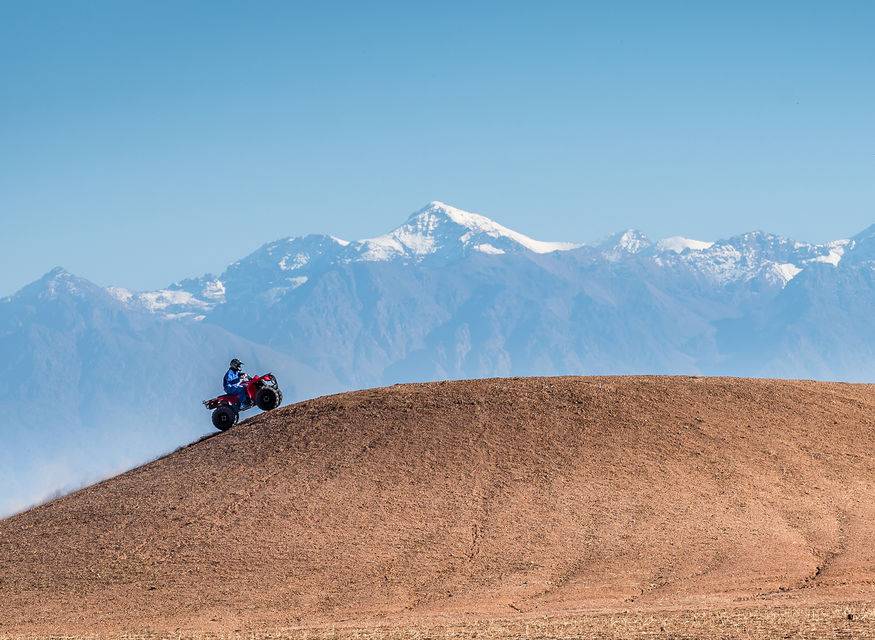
top-left (598, 229), bottom-right (652, 261)
top-left (355, 201), bottom-right (580, 261)
top-left (10, 267), bottom-right (105, 302)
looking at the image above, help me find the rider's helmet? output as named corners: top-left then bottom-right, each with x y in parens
top-left (229, 358), bottom-right (244, 371)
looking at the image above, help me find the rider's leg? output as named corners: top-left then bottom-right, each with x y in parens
top-left (233, 385), bottom-right (249, 408)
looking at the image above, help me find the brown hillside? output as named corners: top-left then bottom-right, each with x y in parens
top-left (2, 376), bottom-right (875, 638)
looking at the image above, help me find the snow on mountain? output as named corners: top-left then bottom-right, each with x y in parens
top-left (656, 236), bottom-right (715, 254)
top-left (808, 240), bottom-right (850, 266)
top-left (219, 234), bottom-right (348, 304)
top-left (8, 267), bottom-right (105, 303)
top-left (107, 275), bottom-right (225, 320)
top-left (659, 231), bottom-right (847, 288)
top-left (135, 290), bottom-right (211, 315)
top-left (197, 279), bottom-right (227, 301)
top-left (247, 234), bottom-right (351, 274)
top-left (106, 287), bottom-right (134, 303)
top-left (354, 201), bottom-right (579, 261)
top-left (171, 201), bottom-right (582, 306)
top-left (473, 243), bottom-right (506, 255)
top-left (598, 229), bottom-right (652, 261)
top-left (834, 225), bottom-right (875, 265)
top-left (772, 262), bottom-right (803, 284)
top-left (71, 202), bottom-right (864, 318)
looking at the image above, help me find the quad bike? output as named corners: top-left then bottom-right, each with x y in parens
top-left (203, 373), bottom-right (283, 431)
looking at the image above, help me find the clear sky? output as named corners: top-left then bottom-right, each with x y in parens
top-left (1, 1), bottom-right (873, 296)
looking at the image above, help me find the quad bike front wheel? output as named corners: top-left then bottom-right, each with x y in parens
top-left (211, 405), bottom-right (239, 431)
top-left (255, 386), bottom-right (281, 411)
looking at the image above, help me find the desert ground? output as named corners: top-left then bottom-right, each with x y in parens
top-left (2, 376), bottom-right (875, 638)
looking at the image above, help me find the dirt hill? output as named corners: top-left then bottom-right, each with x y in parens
top-left (2, 376), bottom-right (875, 638)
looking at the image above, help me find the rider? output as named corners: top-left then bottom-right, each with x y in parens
top-left (223, 358), bottom-right (250, 409)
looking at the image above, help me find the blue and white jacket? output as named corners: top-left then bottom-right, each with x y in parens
top-left (223, 368), bottom-right (245, 393)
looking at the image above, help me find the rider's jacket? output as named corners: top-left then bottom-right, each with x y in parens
top-left (223, 368), bottom-right (244, 393)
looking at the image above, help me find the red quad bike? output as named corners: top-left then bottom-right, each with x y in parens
top-left (203, 373), bottom-right (283, 431)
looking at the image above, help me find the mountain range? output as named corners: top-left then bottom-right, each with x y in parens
top-left (3, 201), bottom-right (874, 514)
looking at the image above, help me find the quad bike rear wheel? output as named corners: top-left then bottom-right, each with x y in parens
top-left (256, 386), bottom-right (281, 411)
top-left (212, 405), bottom-right (239, 431)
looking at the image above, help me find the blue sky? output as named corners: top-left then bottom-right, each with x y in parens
top-left (1, 1), bottom-right (873, 295)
